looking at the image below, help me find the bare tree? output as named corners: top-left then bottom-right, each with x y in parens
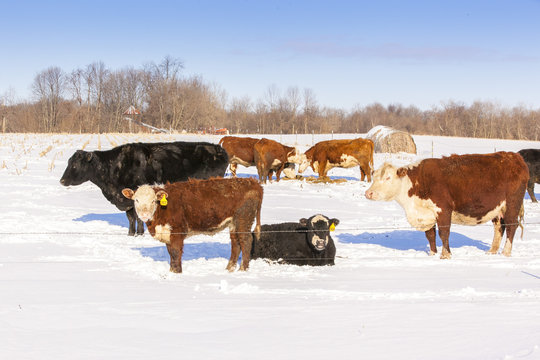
top-left (32, 66), bottom-right (66, 132)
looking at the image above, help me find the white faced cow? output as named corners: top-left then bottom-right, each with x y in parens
top-left (365, 152), bottom-right (528, 259)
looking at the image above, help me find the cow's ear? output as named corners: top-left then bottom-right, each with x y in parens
top-left (299, 218), bottom-right (308, 226)
top-left (396, 167), bottom-right (407, 177)
top-left (330, 218), bottom-right (340, 226)
top-left (122, 188), bottom-right (134, 199)
top-left (85, 152), bottom-right (93, 162)
top-left (156, 189), bottom-right (168, 199)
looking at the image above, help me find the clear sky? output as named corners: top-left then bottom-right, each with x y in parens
top-left (1, 0), bottom-right (540, 110)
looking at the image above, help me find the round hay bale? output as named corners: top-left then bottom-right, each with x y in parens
top-left (366, 125), bottom-right (417, 154)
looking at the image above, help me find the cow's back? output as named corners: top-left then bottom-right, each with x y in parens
top-left (219, 136), bottom-right (259, 163)
top-left (410, 152), bottom-right (528, 218)
top-left (156, 177), bottom-right (263, 231)
top-left (115, 141), bottom-right (228, 187)
top-left (252, 223), bottom-right (305, 260)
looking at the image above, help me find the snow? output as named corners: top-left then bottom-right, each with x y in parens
top-left (1, 132), bottom-right (540, 359)
top-left (366, 124), bottom-right (398, 140)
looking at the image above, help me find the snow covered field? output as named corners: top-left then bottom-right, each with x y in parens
top-left (1, 132), bottom-right (540, 360)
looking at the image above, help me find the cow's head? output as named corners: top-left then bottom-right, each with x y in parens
top-left (365, 163), bottom-right (407, 201)
top-left (297, 149), bottom-right (313, 173)
top-left (60, 150), bottom-right (95, 186)
top-left (122, 185), bottom-right (168, 222)
top-left (299, 214), bottom-right (339, 252)
top-left (287, 148), bottom-right (307, 166)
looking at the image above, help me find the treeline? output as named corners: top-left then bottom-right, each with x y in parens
top-left (1, 56), bottom-right (539, 140)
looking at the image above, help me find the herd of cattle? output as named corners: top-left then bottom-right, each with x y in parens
top-left (59, 135), bottom-right (540, 273)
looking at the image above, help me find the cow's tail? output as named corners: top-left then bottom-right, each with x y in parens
top-left (518, 202), bottom-right (525, 239)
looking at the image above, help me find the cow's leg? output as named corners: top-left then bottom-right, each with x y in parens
top-left (527, 180), bottom-right (537, 202)
top-left (318, 159), bottom-right (329, 181)
top-left (437, 212), bottom-right (452, 259)
top-left (166, 235), bottom-right (185, 273)
top-left (359, 158), bottom-right (372, 182)
top-left (487, 217), bottom-right (505, 254)
top-left (238, 230), bottom-right (253, 271)
top-left (236, 218), bottom-right (254, 271)
top-left (227, 230), bottom-right (241, 272)
top-left (425, 226), bottom-right (437, 256)
top-left (359, 165), bottom-right (366, 181)
top-left (136, 217), bottom-right (145, 236)
top-left (502, 206), bottom-right (521, 257)
top-left (256, 164), bottom-right (267, 184)
top-left (126, 208), bottom-right (137, 236)
top-left (274, 164), bottom-right (284, 182)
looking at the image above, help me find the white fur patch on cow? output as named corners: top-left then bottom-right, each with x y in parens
top-left (310, 215), bottom-right (330, 249)
top-left (271, 159), bottom-right (282, 168)
top-left (283, 166), bottom-right (297, 179)
top-left (187, 217), bottom-right (234, 237)
top-left (392, 176), bottom-right (441, 231)
top-left (154, 224), bottom-right (172, 244)
top-left (287, 148), bottom-right (304, 164)
top-left (311, 214), bottom-right (330, 225)
top-left (338, 154), bottom-right (359, 168)
top-left (401, 194), bottom-right (441, 231)
top-left (451, 201), bottom-right (506, 225)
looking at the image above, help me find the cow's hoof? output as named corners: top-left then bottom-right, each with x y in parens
top-left (169, 266), bottom-right (182, 273)
top-left (502, 251), bottom-right (512, 257)
top-left (226, 264), bottom-right (236, 272)
top-left (440, 250), bottom-right (452, 260)
top-left (428, 250), bottom-right (437, 256)
top-left (486, 249), bottom-right (498, 255)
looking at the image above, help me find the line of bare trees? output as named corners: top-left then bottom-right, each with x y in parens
top-left (1, 56), bottom-right (540, 140)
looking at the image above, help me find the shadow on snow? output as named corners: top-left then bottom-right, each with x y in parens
top-left (74, 213), bottom-right (233, 263)
top-left (135, 243), bottom-right (232, 262)
top-left (338, 230), bottom-right (490, 252)
top-left (74, 213), bottom-right (132, 229)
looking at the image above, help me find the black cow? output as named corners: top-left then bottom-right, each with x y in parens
top-left (60, 141), bottom-right (229, 235)
top-left (518, 149), bottom-right (540, 202)
top-left (251, 214), bottom-right (339, 266)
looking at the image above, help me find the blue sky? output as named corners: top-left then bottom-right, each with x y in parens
top-left (1, 0), bottom-right (539, 110)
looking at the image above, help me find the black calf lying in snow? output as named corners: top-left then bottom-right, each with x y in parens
top-left (251, 214), bottom-right (339, 266)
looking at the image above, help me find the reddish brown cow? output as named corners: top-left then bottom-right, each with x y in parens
top-left (122, 177), bottom-right (263, 273)
top-left (365, 152), bottom-right (528, 259)
top-left (253, 138), bottom-right (305, 183)
top-left (298, 138), bottom-right (374, 182)
top-left (218, 136), bottom-right (260, 176)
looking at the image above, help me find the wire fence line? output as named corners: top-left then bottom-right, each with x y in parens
top-left (0, 220), bottom-right (539, 237)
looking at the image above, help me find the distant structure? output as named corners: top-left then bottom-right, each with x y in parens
top-left (366, 125), bottom-right (417, 154)
top-left (123, 106), bottom-right (169, 133)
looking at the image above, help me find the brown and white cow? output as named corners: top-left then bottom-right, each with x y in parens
top-left (122, 177), bottom-right (263, 273)
top-left (364, 152), bottom-right (528, 259)
top-left (298, 138), bottom-right (374, 182)
top-left (253, 138), bottom-right (305, 183)
top-left (218, 136), bottom-right (260, 176)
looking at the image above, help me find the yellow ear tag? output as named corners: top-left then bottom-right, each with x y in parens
top-left (160, 194), bottom-right (168, 206)
top-left (329, 222), bottom-right (336, 232)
